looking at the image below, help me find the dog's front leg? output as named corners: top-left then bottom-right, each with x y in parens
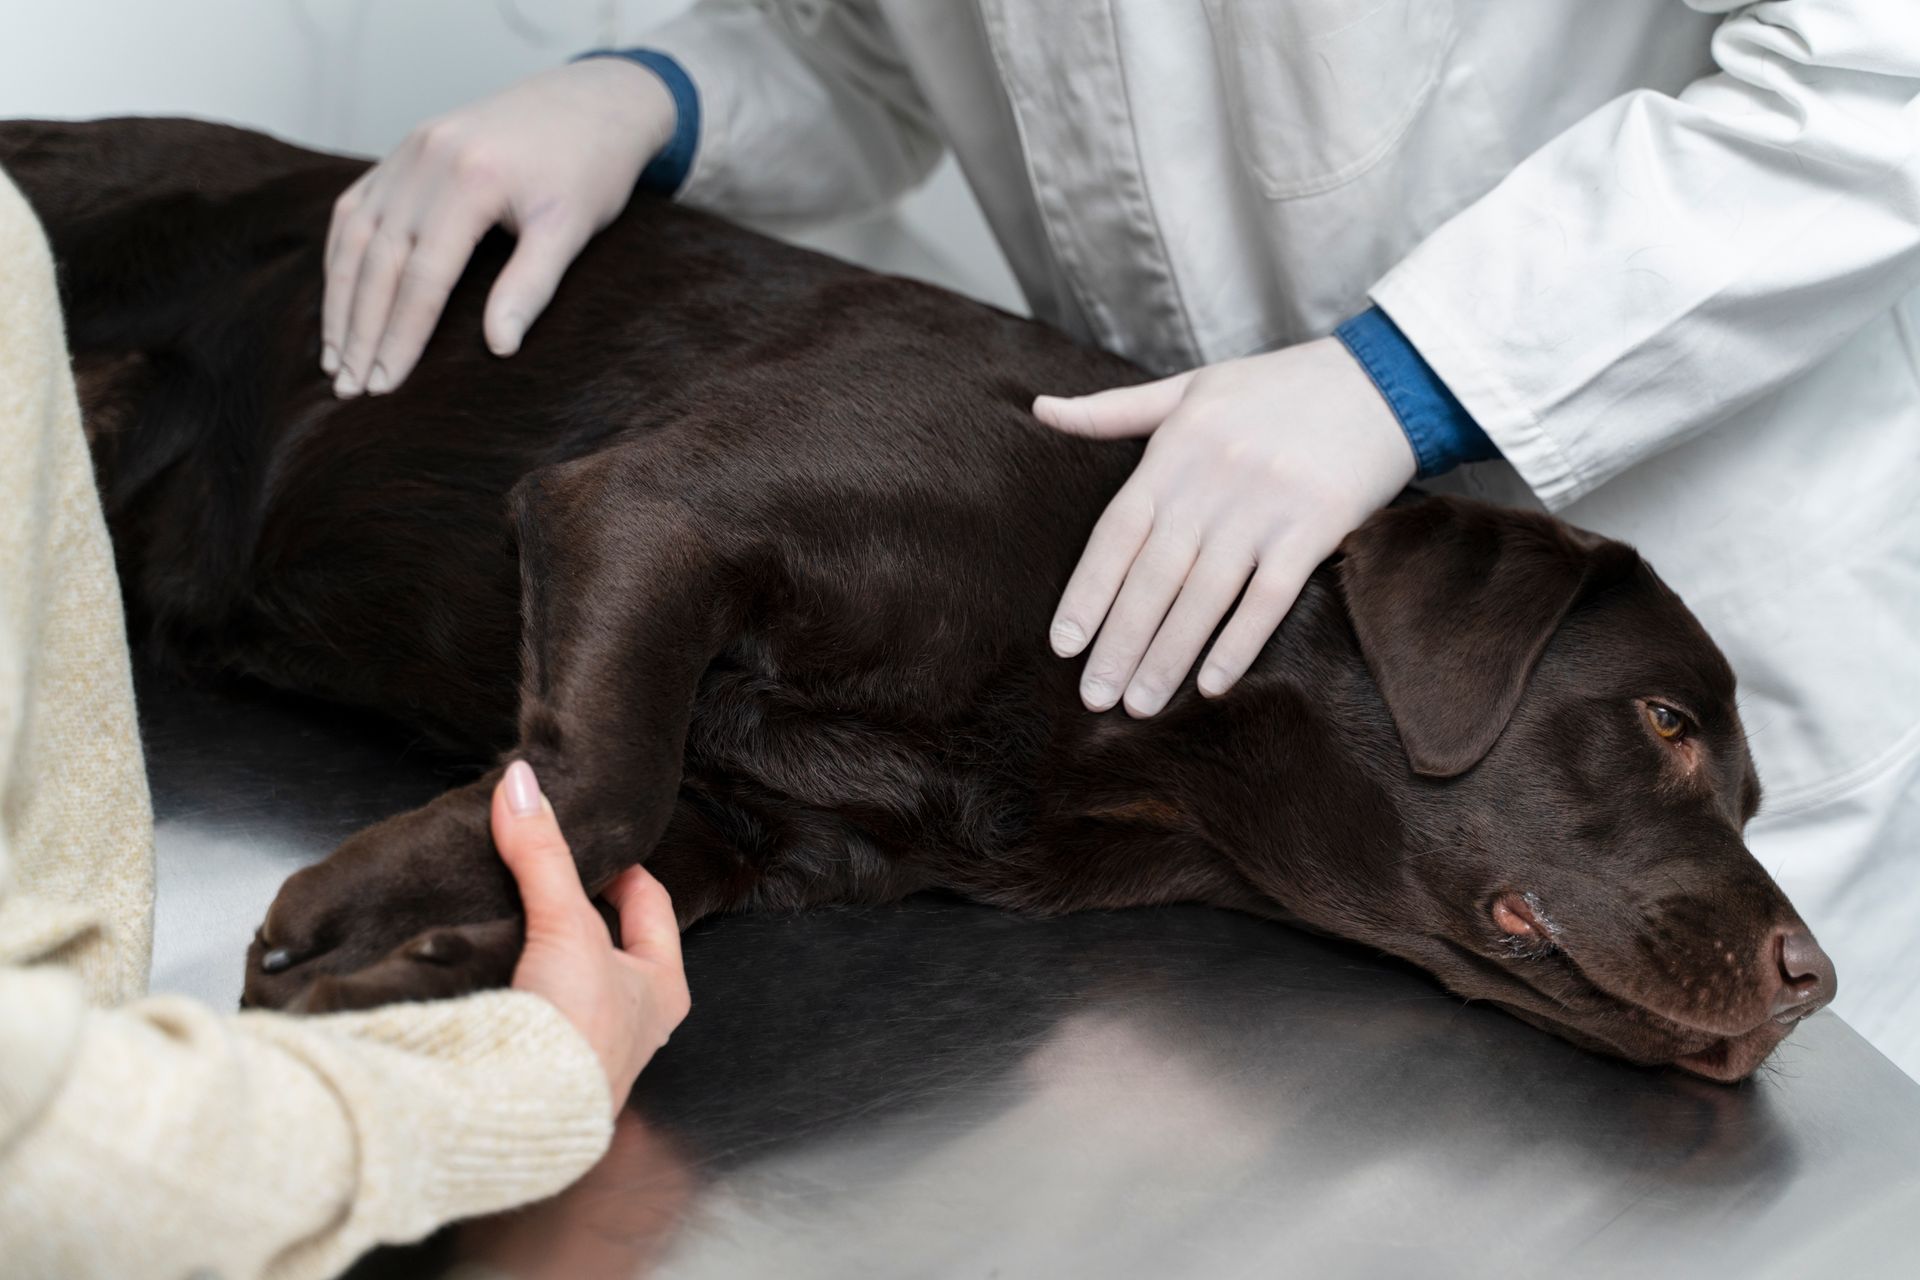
top-left (245, 446), bottom-right (740, 1010)
top-left (506, 452), bottom-right (739, 900)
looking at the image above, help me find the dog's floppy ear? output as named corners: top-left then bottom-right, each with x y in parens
top-left (1337, 496), bottom-right (1597, 779)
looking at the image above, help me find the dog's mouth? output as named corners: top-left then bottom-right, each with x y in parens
top-left (1669, 1000), bottom-right (1823, 1083)
top-left (1433, 931), bottom-right (1807, 1083)
top-left (1501, 988), bottom-right (1792, 1084)
top-left (1455, 889), bottom-right (1834, 1082)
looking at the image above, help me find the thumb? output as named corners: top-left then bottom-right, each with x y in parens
top-left (491, 760), bottom-right (589, 935)
top-left (483, 211), bottom-right (593, 357)
top-left (1032, 370), bottom-right (1194, 439)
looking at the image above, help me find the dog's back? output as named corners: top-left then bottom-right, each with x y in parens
top-left (9, 114), bottom-right (1239, 938)
top-left (1, 117), bottom-right (1144, 752)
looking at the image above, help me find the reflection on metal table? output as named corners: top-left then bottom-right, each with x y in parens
top-left (139, 671), bottom-right (1920, 1280)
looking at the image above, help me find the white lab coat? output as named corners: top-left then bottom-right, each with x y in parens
top-left (642, 0), bottom-right (1920, 1078)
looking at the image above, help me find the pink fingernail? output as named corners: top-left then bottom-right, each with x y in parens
top-left (505, 760), bottom-right (541, 816)
top-left (489, 313), bottom-right (524, 357)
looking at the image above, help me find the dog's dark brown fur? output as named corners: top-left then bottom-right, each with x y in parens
top-left (2, 117), bottom-right (1833, 1081)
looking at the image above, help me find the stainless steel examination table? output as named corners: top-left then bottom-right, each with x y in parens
top-left (140, 669), bottom-right (1920, 1280)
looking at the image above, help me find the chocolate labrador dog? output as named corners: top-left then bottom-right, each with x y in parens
top-left (2, 117), bottom-right (1834, 1082)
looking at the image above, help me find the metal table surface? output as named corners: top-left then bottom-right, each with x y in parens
top-left (139, 669), bottom-right (1920, 1280)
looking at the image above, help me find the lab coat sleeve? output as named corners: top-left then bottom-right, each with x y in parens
top-left (1369, 0), bottom-right (1920, 509)
top-left (640, 0), bottom-right (945, 223)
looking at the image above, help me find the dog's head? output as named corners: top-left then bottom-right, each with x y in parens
top-left (1264, 496), bottom-right (1830, 1082)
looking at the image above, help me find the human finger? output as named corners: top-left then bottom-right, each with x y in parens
top-left (483, 211), bottom-right (594, 357)
top-left (1049, 478), bottom-right (1156, 659)
top-left (366, 196), bottom-right (496, 392)
top-left (491, 761), bottom-right (590, 936)
top-left (1031, 370), bottom-right (1194, 439)
top-left (1077, 523), bottom-right (1199, 712)
top-left (335, 225), bottom-right (412, 397)
top-left (1122, 541), bottom-right (1255, 717)
top-left (321, 178), bottom-right (378, 378)
top-left (602, 863), bottom-right (684, 970)
top-left (1196, 553), bottom-right (1315, 696)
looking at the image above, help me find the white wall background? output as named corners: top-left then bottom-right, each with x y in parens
top-left (0, 0), bottom-right (1025, 312)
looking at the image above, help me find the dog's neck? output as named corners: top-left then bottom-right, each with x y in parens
top-left (1017, 570), bottom-right (1430, 936)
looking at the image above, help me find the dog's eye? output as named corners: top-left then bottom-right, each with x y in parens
top-left (1645, 701), bottom-right (1687, 740)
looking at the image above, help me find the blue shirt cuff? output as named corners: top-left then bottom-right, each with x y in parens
top-left (1335, 305), bottom-right (1499, 479)
top-left (572, 48), bottom-right (699, 196)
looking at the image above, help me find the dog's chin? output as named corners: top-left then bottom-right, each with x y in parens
top-left (1668, 1017), bottom-right (1799, 1084)
top-left (1573, 973), bottom-right (1810, 1084)
top-left (1492, 997), bottom-right (1799, 1084)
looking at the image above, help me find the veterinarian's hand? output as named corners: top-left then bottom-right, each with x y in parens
top-left (495, 760), bottom-right (691, 1111)
top-left (1036, 338), bottom-right (1414, 716)
top-left (323, 58), bottom-right (677, 398)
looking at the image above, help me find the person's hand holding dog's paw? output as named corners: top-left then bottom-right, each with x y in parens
top-left (497, 761), bottom-right (691, 1111)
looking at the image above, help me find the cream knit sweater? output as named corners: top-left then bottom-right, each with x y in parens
top-left (0, 171), bottom-right (613, 1278)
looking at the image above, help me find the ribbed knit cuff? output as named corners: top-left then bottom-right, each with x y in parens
top-left (256, 986), bottom-right (615, 1248)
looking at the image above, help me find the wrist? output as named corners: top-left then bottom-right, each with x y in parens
top-left (1310, 336), bottom-right (1417, 494)
top-left (570, 55), bottom-right (676, 164)
top-left (571, 49), bottom-right (700, 195)
top-left (1334, 306), bottom-right (1497, 479)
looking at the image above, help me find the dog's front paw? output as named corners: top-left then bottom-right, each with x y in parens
top-left (285, 918), bottom-right (524, 1014)
top-left (239, 779), bottom-right (510, 1010)
top-left (242, 858), bottom-right (389, 1010)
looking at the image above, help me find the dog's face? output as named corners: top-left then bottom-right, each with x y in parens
top-left (1313, 499), bottom-right (1832, 1081)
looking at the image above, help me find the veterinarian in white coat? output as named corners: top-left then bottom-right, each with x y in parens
top-left (327, 1), bottom-right (1920, 1080)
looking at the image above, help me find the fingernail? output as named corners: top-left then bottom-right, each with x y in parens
top-left (490, 314), bottom-right (524, 357)
top-left (1197, 668), bottom-right (1229, 698)
top-left (505, 759), bottom-right (541, 817)
top-left (320, 343), bottom-right (340, 375)
top-left (1081, 678), bottom-right (1117, 711)
top-left (333, 368), bottom-right (360, 398)
top-left (1124, 684), bottom-right (1166, 718)
top-left (366, 363), bottom-right (391, 395)
top-left (1049, 620), bottom-right (1085, 656)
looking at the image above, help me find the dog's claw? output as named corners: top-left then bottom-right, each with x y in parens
top-left (261, 947), bottom-right (295, 974)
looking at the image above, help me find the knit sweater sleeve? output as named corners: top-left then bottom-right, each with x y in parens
top-left (0, 161), bottom-right (615, 1280)
top-left (0, 963), bottom-right (613, 1280)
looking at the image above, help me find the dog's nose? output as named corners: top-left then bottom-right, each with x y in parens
top-left (1769, 925), bottom-right (1836, 1019)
